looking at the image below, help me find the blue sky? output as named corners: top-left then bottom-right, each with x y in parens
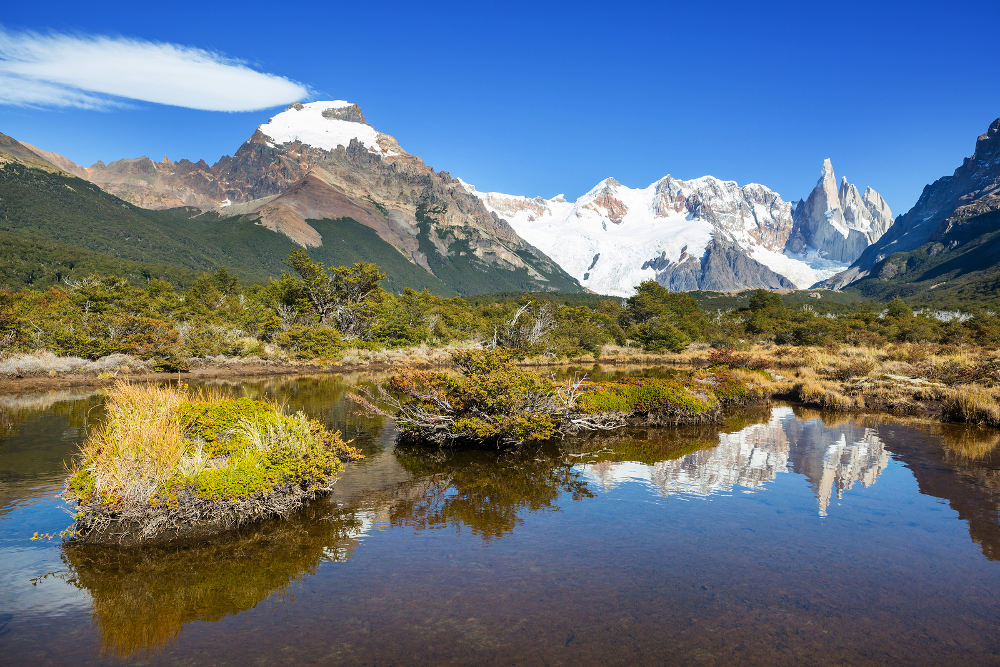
top-left (0, 0), bottom-right (997, 213)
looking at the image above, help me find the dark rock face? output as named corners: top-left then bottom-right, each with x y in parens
top-left (645, 237), bottom-right (795, 291)
top-left (321, 103), bottom-right (367, 124)
top-left (826, 118), bottom-right (1000, 288)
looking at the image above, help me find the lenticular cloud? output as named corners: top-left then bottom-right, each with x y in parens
top-left (0, 29), bottom-right (308, 111)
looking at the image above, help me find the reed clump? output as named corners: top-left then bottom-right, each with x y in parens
top-left (65, 381), bottom-right (362, 543)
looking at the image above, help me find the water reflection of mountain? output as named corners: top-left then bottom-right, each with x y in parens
top-left (880, 424), bottom-right (1000, 561)
top-left (581, 407), bottom-right (890, 515)
top-left (37, 401), bottom-right (1000, 659)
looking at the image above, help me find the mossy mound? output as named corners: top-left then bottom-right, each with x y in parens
top-left (65, 382), bottom-right (362, 544)
top-left (354, 351), bottom-right (776, 446)
top-left (576, 377), bottom-right (719, 425)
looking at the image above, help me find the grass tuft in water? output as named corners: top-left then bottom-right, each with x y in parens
top-left (64, 381), bottom-right (362, 542)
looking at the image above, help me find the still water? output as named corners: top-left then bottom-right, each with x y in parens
top-left (1, 373), bottom-right (999, 664)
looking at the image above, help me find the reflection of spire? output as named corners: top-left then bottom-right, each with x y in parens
top-left (783, 419), bottom-right (889, 516)
top-left (577, 407), bottom-right (889, 515)
top-left (649, 409), bottom-right (791, 496)
top-left (578, 407), bottom-right (792, 496)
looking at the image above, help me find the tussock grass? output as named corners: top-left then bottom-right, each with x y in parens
top-left (943, 385), bottom-right (1000, 426)
top-left (75, 382), bottom-right (192, 506)
top-left (791, 380), bottom-right (861, 411)
top-left (0, 351), bottom-right (150, 377)
top-left (336, 342), bottom-right (474, 367)
top-left (657, 342), bottom-right (1000, 427)
top-left (65, 381), bottom-right (362, 543)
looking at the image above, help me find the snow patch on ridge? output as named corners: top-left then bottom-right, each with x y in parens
top-left (750, 246), bottom-right (847, 287)
top-left (258, 101), bottom-right (397, 156)
top-left (467, 179), bottom-right (713, 296)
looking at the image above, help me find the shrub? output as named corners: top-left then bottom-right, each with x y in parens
top-left (275, 325), bottom-right (343, 360)
top-left (747, 289), bottom-right (784, 311)
top-left (576, 377), bottom-right (717, 417)
top-left (53, 315), bottom-right (179, 360)
top-left (353, 349), bottom-right (565, 445)
top-left (631, 318), bottom-right (689, 352)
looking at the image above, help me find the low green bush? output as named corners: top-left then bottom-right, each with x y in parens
top-left (275, 325), bottom-right (343, 360)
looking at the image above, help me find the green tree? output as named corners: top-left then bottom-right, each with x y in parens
top-left (285, 248), bottom-right (337, 323)
top-left (747, 289), bottom-right (783, 311)
top-left (885, 297), bottom-right (913, 320)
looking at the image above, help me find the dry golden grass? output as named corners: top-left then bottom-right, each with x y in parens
top-left (66, 381), bottom-right (360, 543)
top-left (571, 342), bottom-right (1000, 427)
top-left (336, 343), bottom-right (474, 367)
top-left (76, 381), bottom-right (195, 505)
top-left (943, 385), bottom-right (1000, 426)
top-left (791, 378), bottom-right (861, 411)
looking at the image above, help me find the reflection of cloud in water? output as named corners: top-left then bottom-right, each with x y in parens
top-left (579, 407), bottom-right (890, 515)
top-left (321, 509), bottom-right (380, 560)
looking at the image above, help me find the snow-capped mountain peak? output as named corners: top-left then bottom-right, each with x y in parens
top-left (470, 174), bottom-right (805, 296)
top-left (469, 161), bottom-right (892, 296)
top-left (256, 101), bottom-right (401, 157)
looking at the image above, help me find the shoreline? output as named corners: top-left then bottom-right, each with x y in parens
top-left (0, 348), bottom-right (681, 395)
top-left (2, 343), bottom-right (998, 430)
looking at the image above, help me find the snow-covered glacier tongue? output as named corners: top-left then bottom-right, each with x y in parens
top-left (465, 161), bottom-right (892, 296)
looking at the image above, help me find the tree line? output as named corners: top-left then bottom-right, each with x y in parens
top-left (3, 249), bottom-right (1000, 368)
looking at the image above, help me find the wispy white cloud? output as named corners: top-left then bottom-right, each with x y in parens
top-left (0, 72), bottom-right (119, 110)
top-left (0, 29), bottom-right (309, 111)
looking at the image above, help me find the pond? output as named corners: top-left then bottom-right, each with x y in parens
top-left (1, 373), bottom-right (999, 664)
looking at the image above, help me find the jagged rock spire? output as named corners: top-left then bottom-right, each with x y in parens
top-left (786, 159), bottom-right (893, 263)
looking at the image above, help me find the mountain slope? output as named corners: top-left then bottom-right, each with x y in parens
top-left (0, 228), bottom-right (201, 289)
top-left (845, 129), bottom-right (1000, 305)
top-left (827, 118), bottom-right (1000, 290)
top-left (847, 209), bottom-right (1000, 306)
top-left (41, 101), bottom-right (580, 295)
top-left (0, 157), bottom-right (455, 292)
top-left (0, 132), bottom-right (67, 172)
top-left (467, 162), bottom-right (889, 296)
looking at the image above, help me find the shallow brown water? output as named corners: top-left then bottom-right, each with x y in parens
top-left (1, 374), bottom-right (999, 664)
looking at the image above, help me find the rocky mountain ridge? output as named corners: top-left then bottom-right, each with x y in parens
top-left (825, 118), bottom-right (1000, 289)
top-left (468, 162), bottom-right (892, 296)
top-left (1, 103), bottom-right (580, 295)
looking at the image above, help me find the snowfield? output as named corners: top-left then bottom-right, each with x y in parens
top-left (466, 175), bottom-right (850, 296)
top-left (257, 101), bottom-right (398, 156)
